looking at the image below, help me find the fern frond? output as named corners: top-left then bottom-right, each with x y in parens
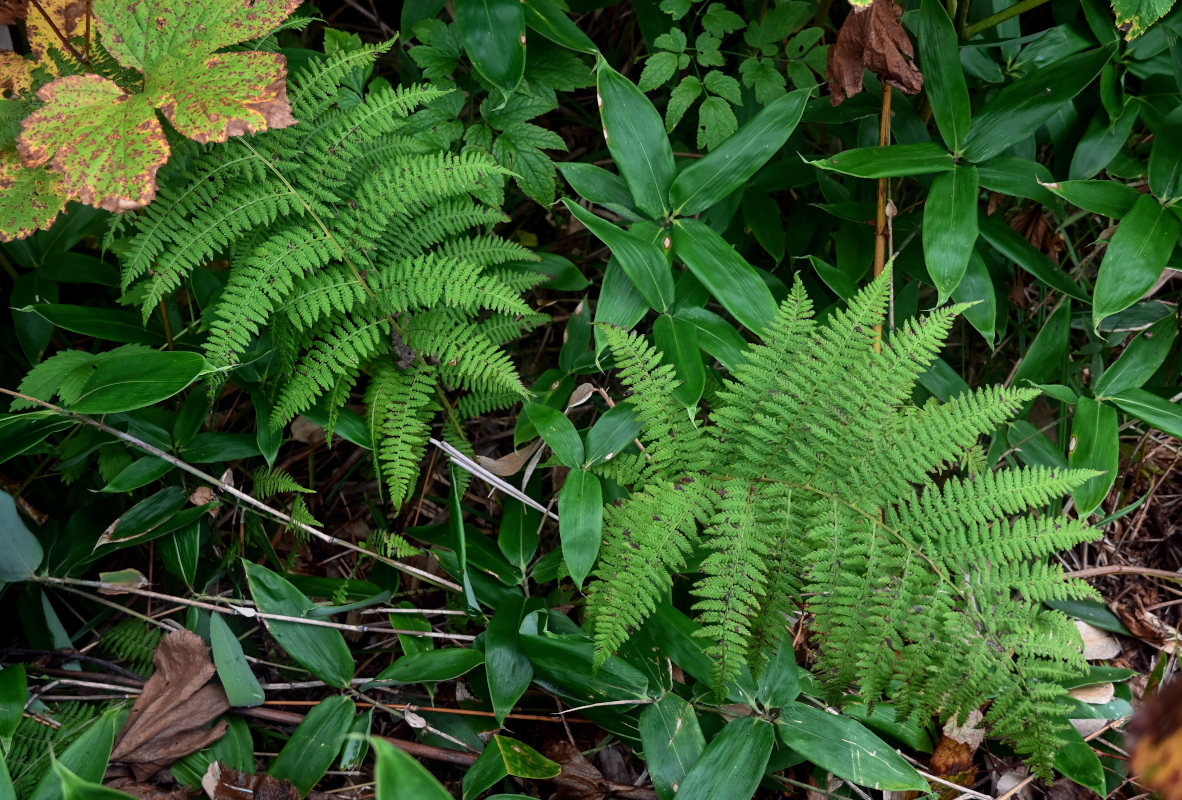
top-left (290, 39), bottom-right (397, 119)
top-left (253, 466), bottom-right (314, 498)
top-left (366, 362), bottom-right (438, 506)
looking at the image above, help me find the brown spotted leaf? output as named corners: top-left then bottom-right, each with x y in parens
top-left (26, 0), bottom-right (87, 68)
top-left (0, 149), bottom-right (67, 241)
top-left (0, 51), bottom-right (33, 97)
top-left (18, 74), bottom-right (170, 211)
top-left (826, 0), bottom-right (922, 105)
top-left (111, 629), bottom-right (230, 781)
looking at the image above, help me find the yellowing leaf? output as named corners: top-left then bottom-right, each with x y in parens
top-left (0, 51), bottom-right (33, 95)
top-left (1111, 0), bottom-right (1174, 38)
top-left (0, 149), bottom-right (67, 241)
top-left (18, 75), bottom-right (170, 211)
top-left (26, 0), bottom-right (86, 70)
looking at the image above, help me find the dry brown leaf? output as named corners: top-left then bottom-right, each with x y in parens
top-left (929, 734), bottom-right (975, 785)
top-left (0, 0), bottom-right (28, 25)
top-left (111, 629), bottom-right (230, 781)
top-left (826, 0), bottom-right (923, 106)
top-left (201, 763), bottom-right (299, 800)
top-left (475, 440), bottom-right (543, 477)
top-left (104, 774), bottom-right (189, 800)
top-left (1068, 682), bottom-right (1115, 705)
top-left (1075, 620), bottom-right (1121, 659)
top-left (1130, 677), bottom-right (1182, 799)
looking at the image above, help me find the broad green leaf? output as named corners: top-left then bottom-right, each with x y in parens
top-left (1149, 106), bottom-right (1182, 201)
top-left (454, 0), bottom-right (526, 97)
top-left (1069, 397), bottom-right (1119, 516)
top-left (498, 498), bottom-right (540, 574)
top-left (1053, 720), bottom-right (1106, 794)
top-left (243, 560), bottom-right (355, 688)
top-left (558, 469), bottom-right (603, 587)
top-left (976, 157), bottom-right (1059, 206)
top-left (594, 257), bottom-right (651, 350)
top-left (340, 709), bottom-right (373, 770)
top-left (811, 143), bottom-right (954, 178)
top-left (524, 403), bottom-right (584, 467)
top-left (1110, 388), bottom-right (1182, 439)
top-left (170, 716), bottom-right (252, 788)
top-left (962, 47), bottom-right (1113, 163)
top-left (0, 757), bottom-right (13, 800)
top-left (0, 152), bottom-right (66, 242)
top-left (775, 702), bottom-right (929, 791)
top-left (1041, 179), bottom-right (1139, 218)
top-left (28, 304), bottom-right (158, 345)
top-left (99, 486), bottom-right (189, 548)
top-left (377, 648), bottom-right (485, 682)
top-left (1093, 194), bottom-right (1180, 328)
top-left (671, 218), bottom-right (777, 334)
top-left (674, 306), bottom-right (748, 371)
top-left (1069, 100), bottom-right (1139, 180)
top-left (101, 456), bottom-right (174, 493)
top-left (653, 313), bottom-right (705, 407)
top-left (269, 696), bottom-right (355, 796)
top-left (741, 191), bottom-right (786, 262)
top-left (977, 214), bottom-right (1088, 300)
top-left (485, 594), bottom-right (532, 724)
top-left (841, 703), bottom-right (935, 754)
top-left (522, 0), bottom-right (598, 54)
top-left (30, 706), bottom-right (119, 800)
top-left (755, 640), bottom-right (801, 708)
top-left (1095, 314), bottom-right (1177, 397)
top-left (584, 403), bottom-right (641, 466)
top-left (596, 57), bottom-right (675, 218)
top-left (17, 76), bottom-right (168, 212)
top-left (951, 248), bottom-right (996, 347)
top-left (923, 165), bottom-right (979, 301)
top-left (0, 490), bottom-right (42, 582)
top-left (373, 737), bottom-right (453, 800)
top-left (53, 761), bottom-right (136, 800)
top-left (463, 735), bottom-right (561, 800)
top-left (564, 200), bottom-right (674, 311)
top-left (1113, 0), bottom-right (1174, 38)
top-left (918, 0), bottom-right (970, 152)
top-left (670, 87), bottom-right (810, 216)
top-left (159, 520), bottom-right (200, 589)
top-left (639, 694), bottom-right (706, 800)
top-left (519, 629), bottom-right (649, 703)
top-left (557, 162), bottom-right (642, 220)
top-left (209, 613), bottom-right (265, 708)
top-left (675, 717), bottom-right (774, 800)
top-left (0, 664), bottom-right (26, 741)
top-left (1011, 301), bottom-right (1071, 389)
top-left (70, 349), bottom-right (204, 414)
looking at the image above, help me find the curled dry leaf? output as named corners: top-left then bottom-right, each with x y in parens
top-left (1130, 677), bottom-right (1182, 799)
top-left (826, 0), bottom-right (923, 106)
top-left (475, 439), bottom-right (543, 477)
top-left (0, 0), bottom-right (28, 25)
top-left (201, 763), bottom-right (299, 800)
top-left (111, 629), bottom-right (230, 780)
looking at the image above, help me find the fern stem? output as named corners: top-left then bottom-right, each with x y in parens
top-left (157, 299), bottom-right (173, 350)
top-left (872, 85), bottom-right (892, 353)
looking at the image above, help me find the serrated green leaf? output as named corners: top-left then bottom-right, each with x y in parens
top-left (666, 76), bottom-right (703, 132)
top-left (640, 52), bottom-right (680, 90)
top-left (1093, 194), bottom-right (1180, 328)
top-left (654, 28), bottom-right (688, 52)
top-left (1069, 397), bottom-right (1119, 516)
top-left (702, 70), bottom-right (742, 104)
top-left (660, 0), bottom-right (691, 19)
top-left (1112, 0), bottom-right (1174, 38)
top-left (738, 56), bottom-right (786, 105)
top-left (0, 151), bottom-right (66, 242)
top-left (493, 121), bottom-right (563, 203)
top-left (701, 3), bottom-right (745, 36)
top-left (454, 0), bottom-right (526, 97)
top-left (697, 95), bottom-right (737, 149)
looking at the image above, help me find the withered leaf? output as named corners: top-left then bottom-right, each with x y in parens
top-left (1131, 677), bottom-right (1182, 799)
top-left (201, 763), bottom-right (299, 800)
top-left (0, 0), bottom-right (28, 26)
top-left (826, 0), bottom-right (923, 106)
top-left (0, 50), bottom-right (33, 96)
top-left (26, 0), bottom-right (86, 68)
top-left (0, 150), bottom-right (67, 241)
top-left (111, 629), bottom-right (230, 781)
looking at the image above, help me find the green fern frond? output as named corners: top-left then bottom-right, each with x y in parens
top-left (101, 619), bottom-right (163, 676)
top-left (366, 362), bottom-right (438, 506)
top-left (253, 466), bottom-right (315, 498)
top-left (290, 40), bottom-right (397, 119)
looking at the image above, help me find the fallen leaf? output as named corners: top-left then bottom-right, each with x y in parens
top-left (201, 763), bottom-right (299, 800)
top-left (1068, 682), bottom-right (1115, 704)
top-left (1075, 620), bottom-right (1121, 660)
top-left (0, 0), bottom-right (28, 25)
top-left (1130, 677), bottom-right (1182, 799)
top-left (475, 440), bottom-right (543, 477)
top-left (929, 734), bottom-right (975, 785)
top-left (190, 486), bottom-right (218, 506)
top-left (826, 0), bottom-right (923, 106)
top-left (111, 629), bottom-right (230, 781)
top-left (943, 707), bottom-right (985, 749)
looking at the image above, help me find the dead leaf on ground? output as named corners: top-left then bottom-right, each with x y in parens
top-left (104, 774), bottom-right (189, 800)
top-left (826, 0), bottom-right (923, 106)
top-left (202, 763), bottom-right (299, 800)
top-left (543, 740), bottom-right (657, 800)
top-left (1076, 620), bottom-right (1121, 659)
top-left (111, 629), bottom-right (230, 781)
top-left (0, 0), bottom-right (27, 25)
top-left (1130, 677), bottom-right (1182, 799)
top-left (475, 440), bottom-right (542, 477)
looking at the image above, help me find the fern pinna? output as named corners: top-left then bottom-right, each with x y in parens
top-left (587, 271), bottom-right (1099, 776)
top-left (115, 42), bottom-right (547, 506)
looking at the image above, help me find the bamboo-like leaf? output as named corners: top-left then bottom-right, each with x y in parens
top-left (454, 0), bottom-right (526, 97)
top-left (596, 57), bottom-right (675, 219)
top-left (1093, 194), bottom-right (1180, 328)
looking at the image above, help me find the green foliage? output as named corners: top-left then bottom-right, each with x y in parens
top-left (588, 273), bottom-right (1099, 775)
top-left (116, 44), bottom-right (542, 507)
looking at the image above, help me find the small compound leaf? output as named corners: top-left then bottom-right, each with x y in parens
top-left (18, 75), bottom-right (169, 212)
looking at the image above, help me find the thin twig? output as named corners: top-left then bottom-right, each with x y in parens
top-left (430, 437), bottom-right (559, 521)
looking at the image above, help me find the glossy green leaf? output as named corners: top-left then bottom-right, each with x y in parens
top-left (498, 499), bottom-right (540, 575)
top-left (524, 402), bottom-right (583, 467)
top-left (339, 709), bottom-right (373, 770)
top-left (30, 706), bottom-right (119, 800)
top-left (243, 560), bottom-right (355, 688)
top-left (0, 490), bottom-right (42, 582)
top-left (159, 520), bottom-right (200, 589)
top-left (1069, 397), bottom-right (1119, 516)
top-left (209, 613), bottom-right (265, 708)
top-left (0, 413), bottom-right (75, 462)
top-left (670, 87), bottom-right (810, 216)
top-left (53, 760), bottom-right (136, 800)
top-left (675, 717), bottom-right (774, 800)
top-left (951, 247), bottom-right (996, 346)
top-left (268, 696), bottom-right (354, 795)
top-left (564, 200), bottom-right (673, 312)
top-left (557, 162), bottom-right (642, 221)
top-left (486, 594), bottom-right (532, 724)
top-left (775, 702), bottom-right (929, 791)
top-left (1047, 598), bottom-right (1131, 635)
top-left (1042, 179), bottom-right (1139, 218)
top-left (558, 469), bottom-right (603, 587)
top-left (653, 313), bottom-right (705, 407)
top-left (923, 165), bottom-right (979, 301)
top-left (101, 456), bottom-right (173, 493)
top-left (584, 402), bottom-right (640, 466)
top-left (962, 47), bottom-right (1113, 163)
top-left (1011, 300), bottom-right (1071, 389)
top-left (522, 0), bottom-right (597, 53)
top-left (0, 664), bottom-right (26, 741)
top-left (811, 143), bottom-right (954, 178)
top-left (519, 629), bottom-right (649, 703)
top-left (1053, 722), bottom-right (1106, 794)
top-left (639, 694), bottom-right (706, 800)
top-left (1093, 194), bottom-right (1180, 328)
top-left (841, 703), bottom-right (935, 754)
top-left (463, 735), bottom-right (561, 800)
top-left (70, 349), bottom-right (205, 414)
top-left (1069, 101), bottom-right (1138, 180)
top-left (918, 0), bottom-right (970, 152)
top-left (755, 640), bottom-right (801, 708)
top-left (377, 648), bottom-right (485, 683)
top-left (977, 214), bottom-right (1088, 300)
top-left (1110, 388), bottom-right (1182, 439)
top-left (454, 0), bottom-right (526, 97)
top-left (1150, 106), bottom-right (1182, 201)
top-left (596, 57), bottom-right (675, 218)
top-left (1095, 314), bottom-right (1177, 396)
top-left (373, 737), bottom-right (453, 800)
top-left (673, 306), bottom-right (747, 371)
top-left (671, 218), bottom-right (777, 334)
top-left (29, 304), bottom-right (158, 345)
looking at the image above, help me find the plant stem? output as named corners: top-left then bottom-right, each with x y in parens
top-left (962, 0), bottom-right (1052, 40)
top-left (872, 85), bottom-right (892, 353)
